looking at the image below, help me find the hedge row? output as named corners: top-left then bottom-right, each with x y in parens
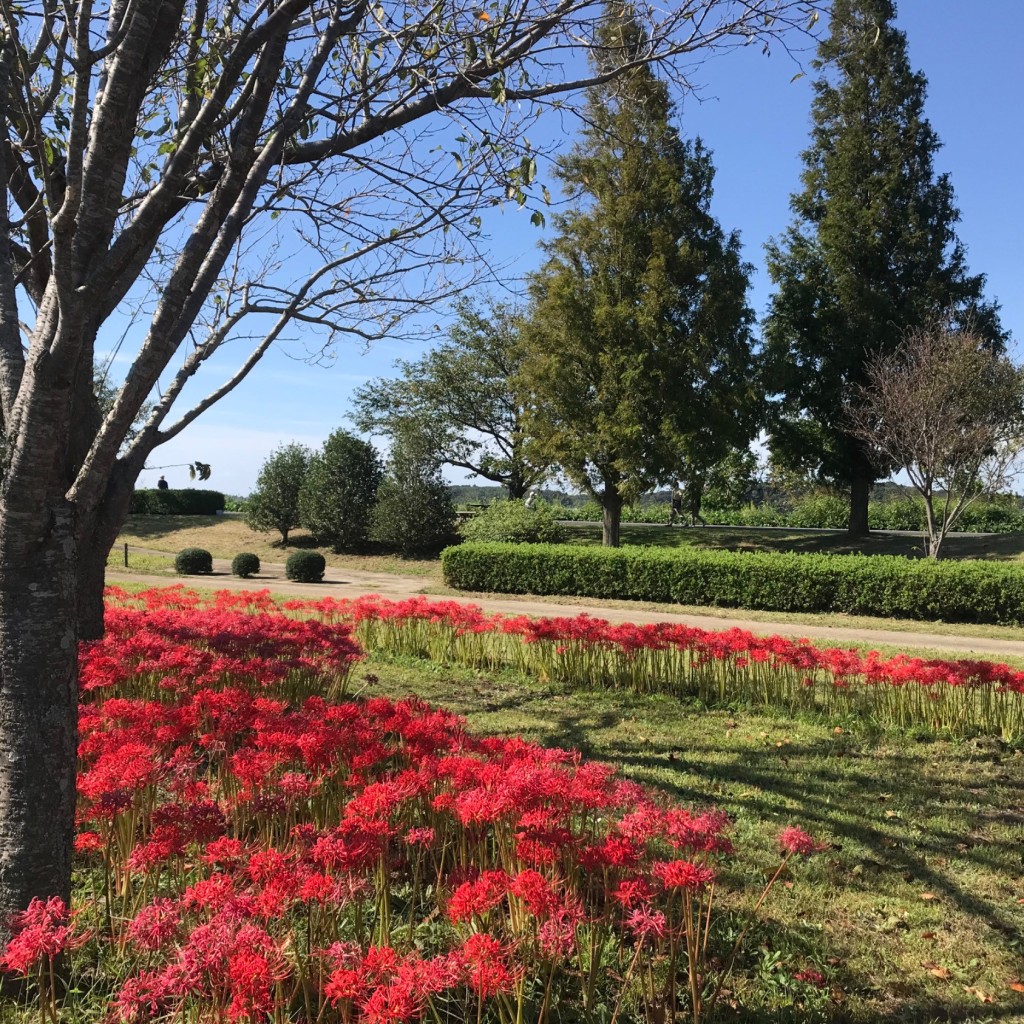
top-left (441, 542), bottom-right (1024, 625)
top-left (131, 488), bottom-right (226, 515)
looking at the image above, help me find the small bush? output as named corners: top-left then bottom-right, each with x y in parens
top-left (442, 542), bottom-right (1024, 625)
top-left (131, 489), bottom-right (226, 515)
top-left (174, 548), bottom-right (214, 574)
top-left (460, 499), bottom-right (567, 544)
top-left (285, 550), bottom-right (326, 583)
top-left (231, 552), bottom-right (261, 578)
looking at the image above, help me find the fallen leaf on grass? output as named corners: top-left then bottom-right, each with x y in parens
top-left (921, 931), bottom-right (936, 939)
top-left (963, 986), bottom-right (994, 1004)
top-left (928, 966), bottom-right (952, 980)
top-left (920, 893), bottom-right (939, 901)
top-left (1009, 982), bottom-right (1024, 994)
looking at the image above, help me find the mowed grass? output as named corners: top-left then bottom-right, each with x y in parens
top-left (564, 522), bottom-right (1024, 562)
top-left (367, 654), bottom-right (1024, 1024)
top-left (115, 514), bottom-right (442, 578)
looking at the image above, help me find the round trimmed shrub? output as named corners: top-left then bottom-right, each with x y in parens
top-left (231, 552), bottom-right (261, 578)
top-left (174, 547), bottom-right (213, 574)
top-left (285, 550), bottom-right (326, 583)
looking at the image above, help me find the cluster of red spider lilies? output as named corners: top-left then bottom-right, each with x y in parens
top-left (0, 587), bottom-right (828, 1024)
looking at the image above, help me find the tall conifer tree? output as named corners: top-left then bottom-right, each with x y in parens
top-left (519, 6), bottom-right (757, 546)
top-left (762, 0), bottom-right (1004, 535)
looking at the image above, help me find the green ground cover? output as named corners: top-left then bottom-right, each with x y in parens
top-left (366, 653), bottom-right (1024, 1023)
top-left (563, 523), bottom-right (1024, 562)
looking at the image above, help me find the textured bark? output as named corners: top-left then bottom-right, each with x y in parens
top-left (0, 504), bottom-right (78, 946)
top-left (848, 456), bottom-right (873, 537)
top-left (602, 489), bottom-right (623, 548)
top-left (76, 463), bottom-right (139, 639)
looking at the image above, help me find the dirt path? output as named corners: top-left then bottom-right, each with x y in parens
top-left (106, 549), bottom-right (1024, 659)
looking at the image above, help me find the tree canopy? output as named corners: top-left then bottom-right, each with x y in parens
top-left (761, 0), bottom-right (1004, 535)
top-left (353, 299), bottom-right (544, 498)
top-left (847, 321), bottom-right (1024, 559)
top-left (245, 442), bottom-right (312, 545)
top-left (518, 10), bottom-right (757, 546)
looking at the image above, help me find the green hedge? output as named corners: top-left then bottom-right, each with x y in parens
top-left (131, 489), bottom-right (227, 515)
top-left (441, 542), bottom-right (1024, 625)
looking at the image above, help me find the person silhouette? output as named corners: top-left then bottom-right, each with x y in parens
top-left (157, 475), bottom-right (169, 490)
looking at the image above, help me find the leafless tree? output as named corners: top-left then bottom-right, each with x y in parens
top-left (847, 321), bottom-right (1024, 559)
top-left (0, 0), bottom-right (821, 943)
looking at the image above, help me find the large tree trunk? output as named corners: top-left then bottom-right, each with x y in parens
top-left (0, 502), bottom-right (79, 946)
top-left (602, 489), bottom-right (623, 547)
top-left (507, 473), bottom-right (528, 501)
top-left (76, 467), bottom-right (137, 639)
top-left (848, 453), bottom-right (873, 537)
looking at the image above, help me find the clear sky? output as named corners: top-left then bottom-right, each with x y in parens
top-left (133, 1), bottom-right (1024, 496)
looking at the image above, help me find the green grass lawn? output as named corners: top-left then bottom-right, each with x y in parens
top-left (366, 653), bottom-right (1024, 1024)
top-left (115, 515), bottom-right (441, 578)
top-left (563, 522), bottom-right (1024, 562)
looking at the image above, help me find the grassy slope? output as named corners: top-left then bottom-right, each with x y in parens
top-left (366, 654), bottom-right (1024, 1024)
top-left (114, 515), bottom-right (440, 577)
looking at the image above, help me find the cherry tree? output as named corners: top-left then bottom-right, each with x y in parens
top-left (0, 0), bottom-right (818, 942)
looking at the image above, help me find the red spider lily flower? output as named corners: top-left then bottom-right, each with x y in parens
top-left (613, 877), bottom-right (654, 909)
top-left (538, 900), bottom-right (584, 958)
top-left (127, 899), bottom-right (182, 951)
top-left (447, 871), bottom-right (510, 923)
top-left (458, 934), bottom-right (515, 996)
top-left (0, 897), bottom-right (85, 976)
top-left (74, 831), bottom-right (104, 854)
top-left (653, 860), bottom-right (715, 892)
top-left (625, 905), bottom-right (667, 942)
top-left (778, 826), bottom-right (826, 856)
top-left (404, 826), bottom-right (436, 847)
top-left (508, 869), bottom-right (560, 918)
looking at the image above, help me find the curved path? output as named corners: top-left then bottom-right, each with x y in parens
top-left (106, 549), bottom-right (1024, 660)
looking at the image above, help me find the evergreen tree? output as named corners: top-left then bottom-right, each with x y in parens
top-left (762, 0), bottom-right (1004, 535)
top-left (298, 431), bottom-right (383, 552)
top-left (370, 445), bottom-right (457, 557)
top-left (519, 6), bottom-right (756, 546)
top-left (245, 444), bottom-right (312, 545)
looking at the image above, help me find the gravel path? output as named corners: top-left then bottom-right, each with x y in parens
top-left (107, 549), bottom-right (1024, 660)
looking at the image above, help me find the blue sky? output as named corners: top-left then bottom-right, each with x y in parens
top-left (135, 0), bottom-right (1024, 496)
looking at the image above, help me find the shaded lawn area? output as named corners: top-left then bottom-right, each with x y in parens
top-left (368, 654), bottom-right (1024, 1024)
top-left (563, 522), bottom-right (1024, 562)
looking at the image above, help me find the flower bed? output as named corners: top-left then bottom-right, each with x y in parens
top-left (1, 588), bottom-right (825, 1024)
top-left (260, 591), bottom-right (1023, 742)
